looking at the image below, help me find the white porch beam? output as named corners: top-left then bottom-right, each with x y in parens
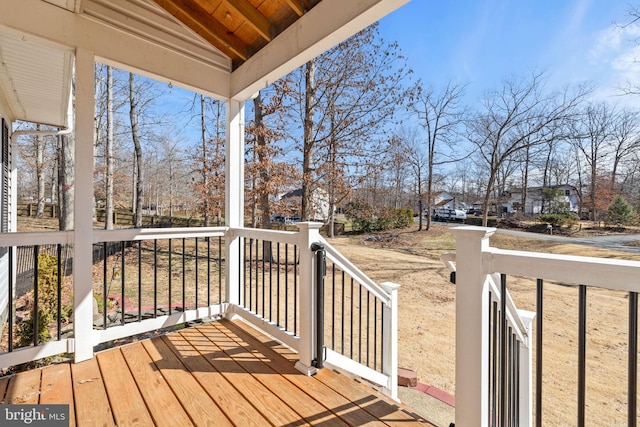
top-left (73, 48), bottom-right (96, 363)
top-left (0, 0), bottom-right (230, 99)
top-left (230, 0), bottom-right (410, 100)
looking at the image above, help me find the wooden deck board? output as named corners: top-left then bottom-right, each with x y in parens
top-left (97, 348), bottom-right (155, 426)
top-left (5, 368), bottom-right (41, 404)
top-left (211, 321), bottom-right (389, 427)
top-left (40, 363), bottom-right (76, 426)
top-left (71, 357), bottom-right (114, 426)
top-left (160, 332), bottom-right (271, 426)
top-left (195, 325), bottom-right (350, 426)
top-left (119, 342), bottom-right (195, 427)
top-left (0, 320), bottom-right (431, 426)
top-left (142, 336), bottom-right (234, 426)
top-left (181, 327), bottom-right (310, 426)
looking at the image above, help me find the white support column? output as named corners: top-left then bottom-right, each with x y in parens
top-left (294, 221), bottom-right (322, 375)
top-left (450, 226), bottom-right (495, 427)
top-left (381, 281), bottom-right (400, 401)
top-left (73, 48), bottom-right (96, 362)
top-left (518, 310), bottom-right (536, 427)
top-left (224, 100), bottom-right (245, 311)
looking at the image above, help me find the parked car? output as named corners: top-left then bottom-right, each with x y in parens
top-left (430, 208), bottom-right (467, 222)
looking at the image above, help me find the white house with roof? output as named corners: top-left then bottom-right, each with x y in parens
top-left (506, 184), bottom-right (580, 215)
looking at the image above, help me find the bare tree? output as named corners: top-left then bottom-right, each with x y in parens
top-left (105, 66), bottom-right (115, 229)
top-left (569, 102), bottom-right (614, 220)
top-left (397, 127), bottom-right (429, 229)
top-left (410, 81), bottom-right (467, 230)
top-left (468, 72), bottom-right (586, 225)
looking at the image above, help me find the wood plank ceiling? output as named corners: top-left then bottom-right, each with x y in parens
top-left (151, 0), bottom-right (322, 69)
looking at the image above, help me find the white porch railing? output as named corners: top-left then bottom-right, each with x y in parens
top-left (0, 222), bottom-right (399, 399)
top-left (448, 226), bottom-right (640, 427)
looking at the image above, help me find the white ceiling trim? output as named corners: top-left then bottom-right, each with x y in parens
top-left (230, 0), bottom-right (410, 101)
top-left (0, 0), bottom-right (232, 100)
top-left (0, 26), bottom-right (74, 126)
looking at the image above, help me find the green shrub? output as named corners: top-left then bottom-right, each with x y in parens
top-left (345, 202), bottom-right (413, 233)
top-left (538, 212), bottom-right (579, 228)
top-left (607, 195), bottom-right (636, 226)
top-left (16, 253), bottom-right (68, 347)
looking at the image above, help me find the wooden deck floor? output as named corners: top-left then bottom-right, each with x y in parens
top-left (0, 319), bottom-right (434, 426)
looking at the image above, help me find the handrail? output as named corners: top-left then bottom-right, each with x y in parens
top-left (319, 236), bottom-right (391, 305)
top-left (93, 226), bottom-right (226, 243)
top-left (484, 247), bottom-right (640, 292)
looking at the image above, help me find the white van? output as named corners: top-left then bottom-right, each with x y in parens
top-left (429, 208), bottom-right (467, 222)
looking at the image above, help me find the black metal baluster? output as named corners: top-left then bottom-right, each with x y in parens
top-left (269, 241), bottom-right (273, 322)
top-left (500, 274), bottom-right (508, 426)
top-left (578, 285), bottom-right (587, 427)
top-left (138, 241), bottom-right (142, 321)
top-left (277, 242), bottom-right (281, 326)
top-left (195, 237), bottom-right (199, 309)
top-left (153, 240), bottom-right (157, 318)
top-left (103, 242), bottom-right (107, 330)
top-left (358, 284), bottom-right (362, 363)
top-left (8, 246), bottom-right (13, 351)
top-left (168, 239), bottom-right (172, 315)
top-left (57, 244), bottom-right (62, 340)
top-left (285, 243), bottom-right (289, 331)
top-left (33, 245), bottom-right (40, 345)
top-left (341, 270), bottom-right (345, 354)
top-left (536, 279), bottom-right (543, 427)
top-left (218, 236), bottom-right (222, 303)
top-left (294, 245), bottom-right (297, 336)
top-left (182, 238), bottom-right (186, 311)
top-left (207, 236), bottom-right (211, 306)
top-left (121, 241), bottom-right (125, 326)
top-left (630, 291), bottom-right (638, 427)
top-left (492, 299), bottom-right (498, 427)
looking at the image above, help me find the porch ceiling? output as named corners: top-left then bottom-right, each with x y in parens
top-left (0, 0), bottom-right (409, 128)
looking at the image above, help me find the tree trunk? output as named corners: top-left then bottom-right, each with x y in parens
top-left (35, 125), bottom-right (45, 218)
top-left (301, 59), bottom-right (316, 221)
top-left (105, 66), bottom-right (114, 229)
top-left (200, 95), bottom-right (210, 226)
top-left (129, 73), bottom-right (143, 228)
top-left (254, 92), bottom-right (272, 230)
top-left (57, 133), bottom-right (74, 231)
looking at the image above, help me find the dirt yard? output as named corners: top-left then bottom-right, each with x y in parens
top-left (327, 223), bottom-right (640, 426)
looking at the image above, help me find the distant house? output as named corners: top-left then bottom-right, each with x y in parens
top-left (277, 188), bottom-right (330, 222)
top-left (506, 185), bottom-right (580, 214)
top-left (432, 192), bottom-right (469, 211)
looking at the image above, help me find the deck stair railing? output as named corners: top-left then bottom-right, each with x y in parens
top-left (230, 223), bottom-right (400, 399)
top-left (447, 226), bottom-right (640, 427)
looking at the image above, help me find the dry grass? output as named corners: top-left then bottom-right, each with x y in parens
top-left (327, 224), bottom-right (640, 425)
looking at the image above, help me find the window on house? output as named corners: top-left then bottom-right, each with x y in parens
top-left (565, 189), bottom-right (570, 196)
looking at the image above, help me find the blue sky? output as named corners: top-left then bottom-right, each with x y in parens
top-left (378, 0), bottom-right (640, 106)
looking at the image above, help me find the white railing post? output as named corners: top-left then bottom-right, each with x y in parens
top-left (224, 100), bottom-right (245, 312)
top-left (450, 226), bottom-right (495, 427)
top-left (72, 48), bottom-right (96, 362)
top-left (381, 281), bottom-right (400, 401)
top-left (295, 221), bottom-right (322, 375)
top-left (518, 310), bottom-right (536, 427)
